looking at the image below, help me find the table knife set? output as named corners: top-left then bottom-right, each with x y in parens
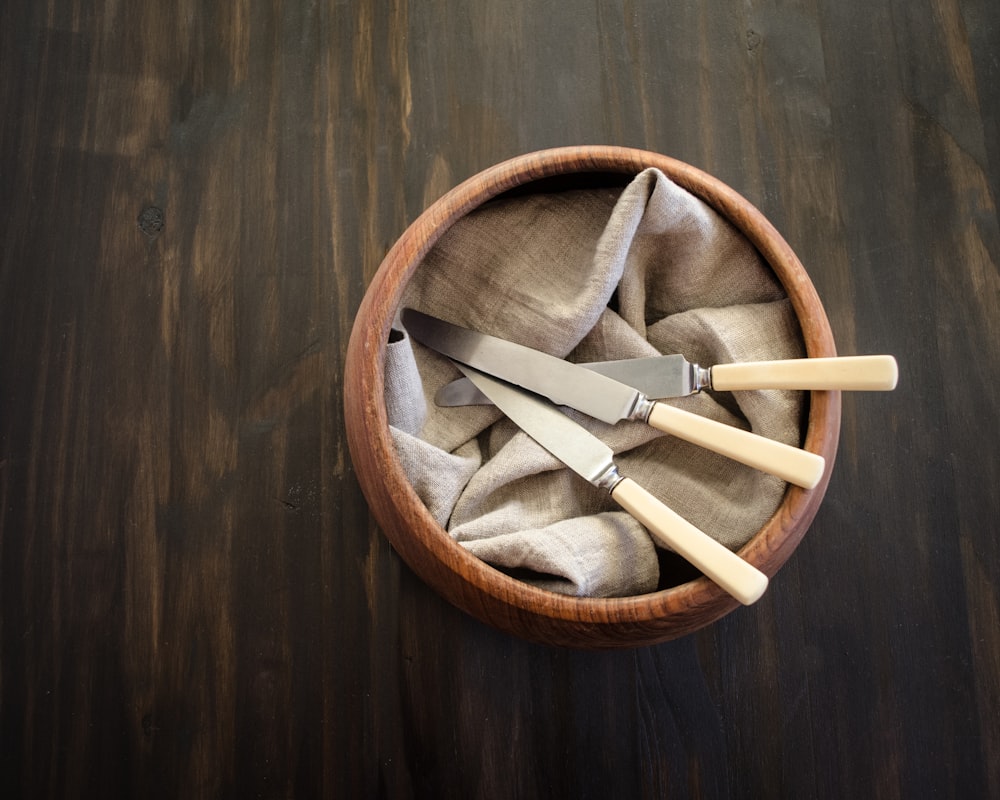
top-left (401, 308), bottom-right (898, 606)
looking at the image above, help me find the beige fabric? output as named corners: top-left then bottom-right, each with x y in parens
top-left (384, 169), bottom-right (805, 598)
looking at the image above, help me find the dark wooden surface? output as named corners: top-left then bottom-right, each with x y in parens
top-left (2, 1), bottom-right (998, 797)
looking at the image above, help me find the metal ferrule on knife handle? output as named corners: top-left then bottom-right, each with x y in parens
top-left (692, 363), bottom-right (713, 394)
top-left (590, 462), bottom-right (625, 492)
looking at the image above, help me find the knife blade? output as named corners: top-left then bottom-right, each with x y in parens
top-left (402, 308), bottom-right (825, 489)
top-left (437, 353), bottom-right (898, 405)
top-left (454, 363), bottom-right (769, 605)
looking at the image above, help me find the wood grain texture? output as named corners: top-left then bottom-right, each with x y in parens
top-left (2, 1), bottom-right (998, 798)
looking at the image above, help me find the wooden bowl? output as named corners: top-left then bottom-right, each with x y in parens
top-left (344, 146), bottom-right (840, 648)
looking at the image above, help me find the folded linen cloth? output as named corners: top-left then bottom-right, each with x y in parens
top-left (385, 168), bottom-right (806, 597)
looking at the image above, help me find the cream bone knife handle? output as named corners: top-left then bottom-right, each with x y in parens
top-left (611, 477), bottom-right (769, 605)
top-left (711, 355), bottom-right (899, 391)
top-left (645, 402), bottom-right (825, 489)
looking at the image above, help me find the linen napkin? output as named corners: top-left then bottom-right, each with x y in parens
top-left (384, 168), bottom-right (805, 597)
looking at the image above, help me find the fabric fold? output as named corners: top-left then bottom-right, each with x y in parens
top-left (385, 169), bottom-right (805, 597)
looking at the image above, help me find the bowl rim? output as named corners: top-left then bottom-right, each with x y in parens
top-left (344, 145), bottom-right (841, 646)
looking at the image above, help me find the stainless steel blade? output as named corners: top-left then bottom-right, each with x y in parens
top-left (454, 364), bottom-right (622, 489)
top-left (402, 309), bottom-right (648, 424)
top-left (586, 354), bottom-right (703, 397)
top-left (435, 353), bottom-right (707, 406)
top-left (435, 379), bottom-right (499, 407)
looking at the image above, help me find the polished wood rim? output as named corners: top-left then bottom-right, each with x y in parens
top-left (344, 145), bottom-right (841, 648)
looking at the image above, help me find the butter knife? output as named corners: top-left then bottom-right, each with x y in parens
top-left (437, 353), bottom-right (898, 405)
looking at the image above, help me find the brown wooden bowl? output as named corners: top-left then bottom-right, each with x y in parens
top-left (344, 146), bottom-right (840, 648)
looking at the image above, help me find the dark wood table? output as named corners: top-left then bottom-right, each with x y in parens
top-left (2, 2), bottom-right (998, 797)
